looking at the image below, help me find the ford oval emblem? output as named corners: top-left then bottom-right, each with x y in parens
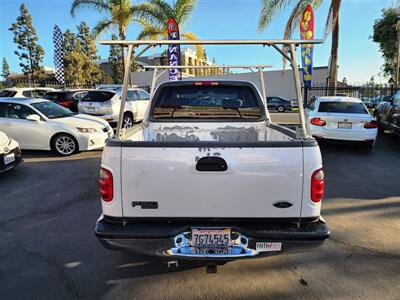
top-left (3, 147), bottom-right (9, 153)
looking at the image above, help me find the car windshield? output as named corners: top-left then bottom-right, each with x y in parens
top-left (0, 90), bottom-right (17, 97)
top-left (318, 101), bottom-right (368, 114)
top-left (152, 84), bottom-right (263, 120)
top-left (31, 101), bottom-right (76, 119)
top-left (43, 93), bottom-right (64, 101)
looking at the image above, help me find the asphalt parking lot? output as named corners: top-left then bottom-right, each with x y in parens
top-left (1, 121), bottom-right (399, 299)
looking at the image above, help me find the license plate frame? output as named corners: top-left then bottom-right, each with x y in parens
top-left (256, 242), bottom-right (282, 252)
top-left (4, 153), bottom-right (15, 165)
top-left (338, 122), bottom-right (352, 129)
top-left (191, 228), bottom-right (231, 247)
top-left (192, 247), bottom-right (230, 255)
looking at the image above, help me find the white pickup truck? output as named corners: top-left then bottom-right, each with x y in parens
top-left (95, 80), bottom-right (329, 262)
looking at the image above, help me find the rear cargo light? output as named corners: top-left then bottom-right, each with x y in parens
top-left (193, 81), bottom-right (219, 86)
top-left (364, 120), bottom-right (378, 129)
top-left (99, 168), bottom-right (113, 202)
top-left (310, 118), bottom-right (326, 126)
top-left (311, 168), bottom-right (324, 203)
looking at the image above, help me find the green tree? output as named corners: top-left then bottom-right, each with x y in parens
top-left (258, 0), bottom-right (342, 91)
top-left (71, 0), bottom-right (150, 75)
top-left (372, 7), bottom-right (400, 79)
top-left (137, 0), bottom-right (204, 59)
top-left (109, 34), bottom-right (123, 83)
top-left (63, 25), bottom-right (107, 86)
top-left (108, 34), bottom-right (140, 83)
top-left (9, 4), bottom-right (45, 81)
top-left (77, 22), bottom-right (99, 60)
top-left (1, 58), bottom-right (11, 80)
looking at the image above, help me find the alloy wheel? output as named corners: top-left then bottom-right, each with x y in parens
top-left (123, 115), bottom-right (133, 129)
top-left (55, 136), bottom-right (76, 156)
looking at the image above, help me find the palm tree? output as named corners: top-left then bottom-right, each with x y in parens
top-left (136, 0), bottom-right (204, 61)
top-left (258, 0), bottom-right (342, 91)
top-left (70, 0), bottom-right (151, 75)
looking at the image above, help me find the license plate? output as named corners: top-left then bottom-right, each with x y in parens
top-left (256, 242), bottom-right (282, 252)
top-left (4, 153), bottom-right (15, 165)
top-left (86, 107), bottom-right (95, 113)
top-left (191, 228), bottom-right (231, 247)
top-left (338, 122), bottom-right (352, 129)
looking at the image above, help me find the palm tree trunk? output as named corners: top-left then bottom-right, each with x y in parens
top-left (119, 30), bottom-right (126, 82)
top-left (328, 0), bottom-right (342, 95)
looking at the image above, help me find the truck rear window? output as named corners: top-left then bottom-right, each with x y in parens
top-left (81, 91), bottom-right (115, 102)
top-left (318, 102), bottom-right (368, 114)
top-left (152, 85), bottom-right (262, 120)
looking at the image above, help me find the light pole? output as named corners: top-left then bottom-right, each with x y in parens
top-left (396, 20), bottom-right (400, 87)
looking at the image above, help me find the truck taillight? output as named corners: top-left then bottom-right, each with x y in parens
top-left (364, 120), bottom-right (378, 128)
top-left (310, 118), bottom-right (326, 126)
top-left (311, 168), bottom-right (324, 203)
top-left (99, 168), bottom-right (113, 202)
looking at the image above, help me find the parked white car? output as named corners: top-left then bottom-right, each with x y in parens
top-left (0, 87), bottom-right (56, 98)
top-left (0, 130), bottom-right (22, 173)
top-left (0, 98), bottom-right (114, 156)
top-left (77, 88), bottom-right (150, 128)
top-left (305, 97), bottom-right (378, 148)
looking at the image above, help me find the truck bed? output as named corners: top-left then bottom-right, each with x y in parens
top-left (123, 122), bottom-right (306, 144)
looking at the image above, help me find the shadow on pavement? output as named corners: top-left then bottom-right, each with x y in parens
top-left (320, 132), bottom-right (400, 200)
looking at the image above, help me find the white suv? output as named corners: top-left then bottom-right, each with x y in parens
top-left (77, 88), bottom-right (150, 128)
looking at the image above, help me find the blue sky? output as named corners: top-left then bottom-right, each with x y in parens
top-left (0, 0), bottom-right (396, 83)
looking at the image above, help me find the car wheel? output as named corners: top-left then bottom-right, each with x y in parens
top-left (378, 125), bottom-right (385, 134)
top-left (363, 140), bottom-right (374, 150)
top-left (52, 134), bottom-right (78, 156)
top-left (277, 106), bottom-right (285, 113)
top-left (123, 113), bottom-right (134, 129)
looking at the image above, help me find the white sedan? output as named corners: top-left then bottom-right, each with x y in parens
top-left (0, 98), bottom-right (114, 156)
top-left (305, 97), bottom-right (378, 148)
top-left (0, 87), bottom-right (56, 98)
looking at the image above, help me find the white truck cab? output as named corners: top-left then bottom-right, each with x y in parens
top-left (95, 80), bottom-right (329, 263)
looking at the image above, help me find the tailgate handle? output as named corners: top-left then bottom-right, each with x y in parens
top-left (196, 156), bottom-right (228, 172)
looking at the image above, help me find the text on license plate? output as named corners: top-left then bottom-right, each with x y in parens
top-left (338, 122), bottom-right (352, 129)
top-left (86, 107), bottom-right (95, 113)
top-left (4, 153), bottom-right (15, 165)
top-left (191, 228), bottom-right (231, 247)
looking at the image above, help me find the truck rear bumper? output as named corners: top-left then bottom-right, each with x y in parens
top-left (95, 216), bottom-right (329, 261)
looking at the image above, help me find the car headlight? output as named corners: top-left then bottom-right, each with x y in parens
top-left (77, 127), bottom-right (98, 133)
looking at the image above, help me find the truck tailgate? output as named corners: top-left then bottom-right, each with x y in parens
top-left (121, 146), bottom-right (303, 218)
